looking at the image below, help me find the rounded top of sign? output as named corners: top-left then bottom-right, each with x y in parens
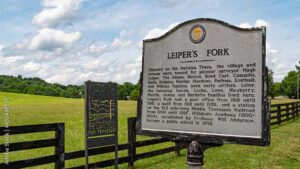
top-left (143, 18), bottom-right (266, 43)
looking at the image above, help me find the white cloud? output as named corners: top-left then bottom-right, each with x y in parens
top-left (0, 55), bottom-right (24, 65)
top-left (33, 0), bottom-right (83, 27)
top-left (111, 38), bottom-right (132, 49)
top-left (239, 20), bottom-right (283, 80)
top-left (45, 67), bottom-right (89, 84)
top-left (88, 44), bottom-right (108, 53)
top-left (45, 66), bottom-right (111, 84)
top-left (0, 36), bottom-right (138, 85)
top-left (266, 41), bottom-right (278, 55)
top-left (0, 45), bottom-right (3, 52)
top-left (139, 22), bottom-right (180, 49)
top-left (275, 63), bottom-right (286, 71)
top-left (2, 1), bottom-right (299, 86)
top-left (144, 22), bottom-right (179, 39)
top-left (238, 19), bottom-right (295, 82)
top-left (239, 22), bottom-right (252, 28)
top-left (137, 41), bottom-right (143, 49)
top-left (120, 30), bottom-right (133, 38)
top-left (46, 73), bottom-right (72, 84)
top-left (23, 61), bottom-right (42, 71)
top-left (255, 19), bottom-right (270, 27)
top-left (239, 19), bottom-right (270, 28)
top-left (27, 28), bottom-right (82, 51)
top-left (88, 38), bottom-right (131, 54)
top-left (265, 42), bottom-right (291, 82)
top-left (144, 28), bottom-right (165, 39)
top-left (136, 55), bottom-right (142, 62)
top-left (82, 60), bottom-right (109, 70)
top-left (0, 55), bottom-right (26, 77)
top-left (110, 56), bottom-right (142, 82)
top-left (9, 46), bottom-right (141, 85)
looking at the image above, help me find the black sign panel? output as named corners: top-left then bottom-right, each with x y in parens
top-left (84, 81), bottom-right (119, 168)
top-left (85, 81), bottom-right (118, 137)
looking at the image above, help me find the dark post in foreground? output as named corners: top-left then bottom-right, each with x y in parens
top-left (128, 117), bottom-right (137, 169)
top-left (186, 141), bottom-right (223, 169)
top-left (55, 123), bottom-right (65, 169)
top-left (187, 141), bottom-right (203, 169)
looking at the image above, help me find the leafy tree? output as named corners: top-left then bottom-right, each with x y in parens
top-left (43, 86), bottom-right (58, 96)
top-left (17, 75), bottom-right (22, 80)
top-left (0, 75), bottom-right (84, 98)
top-left (281, 71), bottom-right (298, 98)
top-left (59, 91), bottom-right (69, 97)
top-left (24, 86), bottom-right (37, 95)
top-left (0, 74), bottom-right (143, 100)
top-left (273, 82), bottom-right (283, 97)
top-left (117, 82), bottom-right (133, 100)
top-left (66, 85), bottom-right (81, 98)
top-left (131, 89), bottom-right (140, 100)
top-left (117, 84), bottom-right (127, 100)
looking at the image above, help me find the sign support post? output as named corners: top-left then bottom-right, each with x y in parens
top-left (84, 82), bottom-right (89, 169)
top-left (187, 141), bottom-right (203, 169)
top-left (186, 141), bottom-right (223, 169)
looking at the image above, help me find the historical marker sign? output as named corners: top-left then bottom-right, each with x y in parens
top-left (85, 81), bottom-right (118, 168)
top-left (137, 18), bottom-right (270, 146)
top-left (85, 81), bottom-right (118, 138)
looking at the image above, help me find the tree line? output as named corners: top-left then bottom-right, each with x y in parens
top-left (1, 60), bottom-right (299, 100)
top-left (268, 61), bottom-right (300, 99)
top-left (0, 75), bottom-right (140, 100)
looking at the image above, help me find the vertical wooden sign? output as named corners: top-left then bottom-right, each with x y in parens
top-left (85, 81), bottom-right (118, 168)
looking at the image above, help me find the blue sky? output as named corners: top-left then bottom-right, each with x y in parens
top-left (0, 0), bottom-right (299, 84)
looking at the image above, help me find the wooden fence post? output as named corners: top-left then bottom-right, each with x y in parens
top-left (286, 105), bottom-right (289, 121)
top-left (292, 103), bottom-right (296, 119)
top-left (297, 102), bottom-right (300, 117)
top-left (55, 123), bottom-right (65, 169)
top-left (277, 105), bottom-right (281, 125)
top-left (128, 117), bottom-right (137, 169)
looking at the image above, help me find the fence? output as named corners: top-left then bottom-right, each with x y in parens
top-left (1, 101), bottom-right (299, 168)
top-left (270, 101), bottom-right (300, 126)
top-left (0, 123), bottom-right (64, 168)
top-left (65, 117), bottom-right (180, 169)
top-left (0, 118), bottom-right (180, 169)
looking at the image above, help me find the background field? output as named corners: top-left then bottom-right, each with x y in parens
top-left (0, 92), bottom-right (299, 168)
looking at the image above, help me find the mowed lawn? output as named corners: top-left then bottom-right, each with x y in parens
top-left (0, 92), bottom-right (299, 169)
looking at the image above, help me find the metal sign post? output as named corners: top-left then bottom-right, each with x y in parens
top-left (186, 141), bottom-right (223, 169)
top-left (187, 141), bottom-right (203, 169)
top-left (85, 81), bottom-right (118, 169)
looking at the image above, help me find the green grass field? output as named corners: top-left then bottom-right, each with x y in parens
top-left (0, 92), bottom-right (299, 169)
